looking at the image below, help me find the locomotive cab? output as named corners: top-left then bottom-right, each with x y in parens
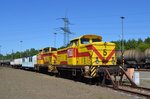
top-left (67, 34), bottom-right (116, 66)
top-left (35, 47), bottom-right (57, 72)
top-left (42, 47), bottom-right (57, 65)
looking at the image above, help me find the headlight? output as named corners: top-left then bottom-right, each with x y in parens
top-left (112, 57), bottom-right (115, 65)
top-left (96, 57), bottom-right (99, 64)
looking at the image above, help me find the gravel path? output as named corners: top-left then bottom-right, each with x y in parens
top-left (0, 67), bottom-right (142, 99)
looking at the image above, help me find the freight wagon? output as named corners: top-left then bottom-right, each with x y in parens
top-left (10, 58), bottom-right (22, 68)
top-left (22, 55), bottom-right (37, 69)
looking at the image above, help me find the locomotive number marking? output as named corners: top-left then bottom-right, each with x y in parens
top-left (103, 49), bottom-right (107, 56)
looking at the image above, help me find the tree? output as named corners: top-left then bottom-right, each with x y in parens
top-left (137, 38), bottom-right (143, 44)
top-left (111, 41), bottom-right (122, 51)
top-left (144, 37), bottom-right (150, 45)
top-left (125, 39), bottom-right (138, 50)
top-left (1, 48), bottom-right (39, 60)
top-left (137, 43), bottom-right (149, 52)
top-left (111, 37), bottom-right (150, 51)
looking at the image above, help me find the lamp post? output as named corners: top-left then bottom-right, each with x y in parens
top-left (118, 35), bottom-right (122, 51)
top-left (20, 41), bottom-right (23, 58)
top-left (120, 16), bottom-right (125, 66)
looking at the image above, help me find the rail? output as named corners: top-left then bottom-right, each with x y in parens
top-left (105, 84), bottom-right (150, 98)
top-left (119, 85), bottom-right (150, 98)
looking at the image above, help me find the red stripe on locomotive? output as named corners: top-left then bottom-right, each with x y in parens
top-left (60, 61), bottom-right (68, 65)
top-left (106, 49), bottom-right (115, 61)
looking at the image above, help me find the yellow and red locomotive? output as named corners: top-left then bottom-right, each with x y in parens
top-left (35, 47), bottom-right (57, 72)
top-left (36, 34), bottom-right (117, 78)
top-left (56, 34), bottom-right (116, 78)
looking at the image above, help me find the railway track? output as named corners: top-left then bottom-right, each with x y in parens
top-left (136, 69), bottom-right (150, 72)
top-left (2, 65), bottom-right (150, 98)
top-left (105, 84), bottom-right (150, 98)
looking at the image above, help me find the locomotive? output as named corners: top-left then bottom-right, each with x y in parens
top-left (55, 34), bottom-right (117, 78)
top-left (34, 47), bottom-right (57, 72)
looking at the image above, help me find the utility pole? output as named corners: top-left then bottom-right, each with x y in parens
top-left (60, 17), bottom-right (72, 46)
top-left (118, 35), bottom-right (122, 51)
top-left (56, 12), bottom-right (73, 46)
top-left (120, 16), bottom-right (125, 66)
top-left (56, 12), bottom-right (74, 46)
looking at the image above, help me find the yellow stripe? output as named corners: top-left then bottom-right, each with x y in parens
top-left (91, 72), bottom-right (96, 77)
top-left (49, 66), bottom-right (53, 71)
top-left (91, 73), bottom-right (96, 77)
top-left (91, 69), bottom-right (96, 75)
top-left (91, 67), bottom-right (96, 72)
top-left (90, 67), bottom-right (97, 77)
top-left (91, 69), bottom-right (96, 76)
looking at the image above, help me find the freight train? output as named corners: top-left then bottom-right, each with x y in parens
top-left (116, 48), bottom-right (150, 68)
top-left (7, 34), bottom-right (120, 83)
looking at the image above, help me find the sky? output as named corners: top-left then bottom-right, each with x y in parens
top-left (0, 0), bottom-right (150, 55)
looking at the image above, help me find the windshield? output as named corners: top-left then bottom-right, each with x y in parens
top-left (92, 38), bottom-right (101, 42)
top-left (81, 38), bottom-right (90, 44)
top-left (44, 48), bottom-right (49, 52)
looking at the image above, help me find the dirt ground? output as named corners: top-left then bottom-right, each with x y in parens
top-left (139, 71), bottom-right (150, 88)
top-left (0, 66), bottom-right (145, 99)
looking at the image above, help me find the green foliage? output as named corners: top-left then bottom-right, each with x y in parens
top-left (144, 37), bottom-right (150, 44)
top-left (137, 38), bottom-right (143, 44)
top-left (112, 37), bottom-right (150, 52)
top-left (1, 48), bottom-right (38, 60)
top-left (125, 39), bottom-right (138, 50)
top-left (136, 43), bottom-right (150, 52)
top-left (111, 41), bottom-right (121, 51)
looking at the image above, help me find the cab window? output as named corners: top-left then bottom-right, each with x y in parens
top-left (74, 40), bottom-right (79, 46)
top-left (92, 39), bottom-right (101, 42)
top-left (81, 38), bottom-right (90, 44)
top-left (69, 41), bottom-right (73, 46)
top-left (51, 48), bottom-right (57, 51)
top-left (44, 48), bottom-right (49, 52)
top-left (29, 57), bottom-right (32, 62)
top-left (39, 50), bottom-right (42, 53)
top-left (69, 40), bottom-right (79, 46)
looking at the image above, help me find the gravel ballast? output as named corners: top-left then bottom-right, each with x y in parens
top-left (0, 67), bottom-right (141, 99)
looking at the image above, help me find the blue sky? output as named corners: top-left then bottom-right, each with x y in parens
top-left (0, 0), bottom-right (150, 54)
